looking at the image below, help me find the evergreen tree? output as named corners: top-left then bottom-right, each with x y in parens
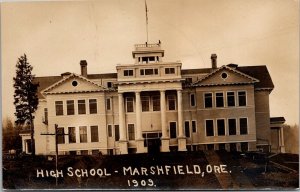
top-left (2, 118), bottom-right (22, 151)
top-left (13, 54), bottom-right (39, 155)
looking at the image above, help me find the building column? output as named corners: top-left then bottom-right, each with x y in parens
top-left (160, 90), bottom-right (170, 152)
top-left (280, 127), bottom-right (285, 153)
top-left (118, 93), bottom-right (128, 154)
top-left (177, 89), bottom-right (187, 151)
top-left (135, 91), bottom-right (146, 153)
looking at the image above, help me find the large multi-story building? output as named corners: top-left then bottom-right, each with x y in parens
top-left (20, 42), bottom-right (285, 155)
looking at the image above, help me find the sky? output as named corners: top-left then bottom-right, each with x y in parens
top-left (1, 0), bottom-right (299, 125)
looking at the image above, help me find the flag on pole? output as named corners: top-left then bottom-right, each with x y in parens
top-left (145, 0), bottom-right (148, 24)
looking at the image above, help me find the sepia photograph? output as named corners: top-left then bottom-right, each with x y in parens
top-left (1, 0), bottom-right (299, 190)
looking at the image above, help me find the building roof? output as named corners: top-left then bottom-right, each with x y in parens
top-left (33, 76), bottom-right (62, 99)
top-left (33, 65), bottom-right (274, 99)
top-left (237, 65), bottom-right (274, 89)
top-left (270, 117), bottom-right (286, 124)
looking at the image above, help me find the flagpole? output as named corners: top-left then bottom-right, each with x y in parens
top-left (145, 0), bottom-right (149, 44)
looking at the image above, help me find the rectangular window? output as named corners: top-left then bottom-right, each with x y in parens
top-left (78, 100), bottom-right (86, 114)
top-left (89, 99), bottom-right (97, 114)
top-left (107, 82), bottom-right (112, 88)
top-left (228, 119), bottom-right (237, 135)
top-left (185, 121), bottom-right (190, 138)
top-left (106, 98), bottom-right (111, 110)
top-left (165, 68), bottom-right (175, 74)
top-left (55, 101), bottom-right (63, 116)
top-left (204, 93), bottom-right (213, 108)
top-left (91, 126), bottom-right (99, 142)
top-left (152, 96), bottom-right (160, 111)
top-left (126, 97), bottom-right (134, 112)
top-left (240, 118), bottom-right (248, 135)
top-left (168, 95), bottom-right (176, 110)
top-left (217, 119), bottom-right (225, 136)
top-left (67, 100), bottom-right (75, 115)
top-left (192, 120), bottom-right (197, 133)
top-left (44, 108), bottom-right (48, 123)
top-left (128, 124), bottom-right (135, 140)
top-left (170, 122), bottom-right (177, 139)
top-left (115, 125), bottom-right (120, 141)
top-left (141, 96), bottom-right (150, 112)
top-left (108, 125), bottom-right (113, 137)
top-left (206, 120), bottom-right (214, 136)
top-left (79, 126), bottom-right (87, 143)
top-left (190, 93), bottom-right (196, 107)
top-left (216, 92), bottom-right (224, 107)
top-left (145, 69), bottom-right (152, 75)
top-left (140, 68), bottom-right (158, 76)
top-left (238, 91), bottom-right (247, 106)
top-left (227, 92), bottom-right (235, 107)
top-left (57, 127), bottom-right (65, 144)
top-left (241, 142), bottom-right (248, 152)
top-left (68, 127), bottom-right (76, 143)
top-left (219, 143), bottom-right (226, 150)
top-left (124, 69), bottom-right (133, 76)
top-left (230, 143), bottom-right (237, 152)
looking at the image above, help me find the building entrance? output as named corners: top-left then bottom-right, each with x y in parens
top-left (143, 132), bottom-right (162, 154)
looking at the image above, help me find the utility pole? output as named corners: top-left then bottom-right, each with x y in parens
top-left (41, 124), bottom-right (68, 187)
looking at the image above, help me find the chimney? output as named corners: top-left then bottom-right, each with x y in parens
top-left (80, 60), bottom-right (88, 77)
top-left (211, 54), bottom-right (217, 69)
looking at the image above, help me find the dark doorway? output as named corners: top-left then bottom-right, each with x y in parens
top-left (147, 138), bottom-right (161, 154)
top-left (143, 132), bottom-right (162, 154)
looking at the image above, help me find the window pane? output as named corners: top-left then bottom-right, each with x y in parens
top-left (238, 91), bottom-right (246, 106)
top-left (206, 120), bottom-right (214, 136)
top-left (170, 122), bottom-right (177, 138)
top-left (241, 142), bottom-right (248, 152)
top-left (228, 119), bottom-right (237, 135)
top-left (115, 125), bottom-right (120, 141)
top-left (204, 93), bottom-right (213, 108)
top-left (126, 97), bottom-right (134, 112)
top-left (216, 93), bottom-right (224, 107)
top-left (217, 119), bottom-right (225, 136)
top-left (89, 99), bottom-right (97, 114)
top-left (190, 94), bottom-right (196, 107)
top-left (168, 95), bottom-right (176, 110)
top-left (44, 108), bottom-right (48, 123)
top-left (67, 100), bottom-right (74, 115)
top-left (57, 128), bottom-right (65, 144)
top-left (79, 126), bottom-right (87, 143)
top-left (145, 69), bottom-right (153, 75)
top-left (106, 98), bottom-right (111, 110)
top-left (227, 92), bottom-right (235, 107)
top-left (108, 125), bottom-right (112, 137)
top-left (124, 70), bottom-right (133, 76)
top-left (192, 121), bottom-right (197, 133)
top-left (91, 126), bottom-right (99, 142)
top-left (78, 100), bottom-right (86, 114)
top-left (142, 97), bottom-right (150, 112)
top-left (152, 96), bottom-right (160, 111)
top-left (185, 121), bottom-right (190, 137)
top-left (240, 118), bottom-right (248, 135)
top-left (128, 124), bottom-right (135, 140)
top-left (68, 127), bottom-right (76, 143)
top-left (230, 143), bottom-right (237, 152)
top-left (55, 101), bottom-right (63, 116)
top-left (140, 69), bottom-right (145, 75)
top-left (165, 68), bottom-right (175, 74)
